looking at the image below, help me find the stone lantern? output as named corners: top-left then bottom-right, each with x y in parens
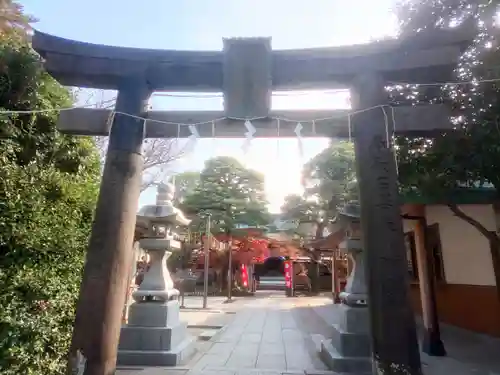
top-left (117, 182), bottom-right (196, 366)
top-left (320, 201), bottom-right (372, 374)
top-left (337, 201), bottom-right (366, 307)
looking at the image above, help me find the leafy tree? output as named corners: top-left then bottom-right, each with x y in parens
top-left (280, 141), bottom-right (356, 293)
top-left (0, 0), bottom-right (36, 36)
top-left (173, 170), bottom-right (200, 204)
top-left (395, 1), bottom-right (500, 251)
top-left (180, 157), bottom-right (270, 292)
top-left (281, 141), bottom-right (357, 238)
top-left (182, 156), bottom-right (270, 233)
top-left (0, 29), bottom-right (100, 375)
top-left (281, 194), bottom-right (321, 226)
top-left (303, 140), bottom-right (357, 222)
top-left (396, 0), bottom-right (497, 35)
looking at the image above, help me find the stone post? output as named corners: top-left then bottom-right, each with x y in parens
top-left (227, 237), bottom-right (233, 302)
top-left (68, 76), bottom-right (151, 375)
top-left (332, 251), bottom-right (341, 303)
top-left (350, 73), bottom-right (422, 374)
top-left (203, 214), bottom-right (211, 309)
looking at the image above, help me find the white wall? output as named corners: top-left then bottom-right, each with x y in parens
top-left (426, 204), bottom-right (496, 286)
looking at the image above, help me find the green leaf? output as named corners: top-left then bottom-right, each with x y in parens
top-left (0, 29), bottom-right (100, 375)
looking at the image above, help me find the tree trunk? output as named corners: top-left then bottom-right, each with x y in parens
top-left (221, 264), bottom-right (228, 293)
top-left (216, 269), bottom-right (223, 293)
top-left (448, 204), bottom-right (500, 301)
top-left (488, 235), bottom-right (500, 302)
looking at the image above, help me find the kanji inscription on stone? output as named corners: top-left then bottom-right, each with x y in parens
top-left (223, 37), bottom-right (272, 119)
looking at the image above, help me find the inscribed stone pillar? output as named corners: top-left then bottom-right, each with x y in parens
top-left (68, 76), bottom-right (151, 375)
top-left (350, 73), bottom-right (422, 375)
top-left (223, 38), bottom-right (272, 119)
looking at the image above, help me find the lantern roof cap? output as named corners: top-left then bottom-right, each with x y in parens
top-left (137, 203), bottom-right (191, 227)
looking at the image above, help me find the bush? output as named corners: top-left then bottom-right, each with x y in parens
top-left (0, 31), bottom-right (101, 374)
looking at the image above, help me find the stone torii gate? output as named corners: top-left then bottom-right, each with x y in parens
top-left (33, 28), bottom-right (469, 375)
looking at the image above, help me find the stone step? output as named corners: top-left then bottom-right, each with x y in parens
top-left (331, 323), bottom-right (371, 358)
top-left (320, 339), bottom-right (372, 374)
top-left (198, 329), bottom-right (218, 341)
top-left (117, 337), bottom-right (197, 367)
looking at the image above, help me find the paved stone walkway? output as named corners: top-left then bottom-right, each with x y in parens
top-left (187, 294), bottom-right (331, 374)
top-left (117, 293), bottom-right (334, 375)
top-left (117, 292), bottom-right (500, 374)
top-left (312, 300), bottom-right (500, 375)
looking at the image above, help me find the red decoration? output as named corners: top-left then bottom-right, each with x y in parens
top-left (240, 264), bottom-right (248, 288)
top-left (192, 228), bottom-right (306, 269)
top-left (284, 260), bottom-right (292, 288)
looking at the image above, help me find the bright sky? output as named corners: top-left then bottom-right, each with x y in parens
top-left (23, 0), bottom-right (398, 212)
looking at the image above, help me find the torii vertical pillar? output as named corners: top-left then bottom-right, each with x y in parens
top-left (68, 77), bottom-right (151, 375)
top-left (351, 73), bottom-right (422, 375)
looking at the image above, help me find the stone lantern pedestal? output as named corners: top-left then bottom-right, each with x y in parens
top-left (117, 183), bottom-right (196, 367)
top-left (320, 202), bottom-right (372, 374)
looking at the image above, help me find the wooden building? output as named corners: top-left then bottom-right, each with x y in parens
top-left (310, 188), bottom-right (500, 337)
top-left (403, 188), bottom-right (500, 337)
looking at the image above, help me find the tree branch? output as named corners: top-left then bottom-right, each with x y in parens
top-left (95, 136), bottom-right (185, 192)
top-left (447, 203), bottom-right (495, 239)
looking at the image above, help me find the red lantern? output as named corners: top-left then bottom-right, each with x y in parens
top-left (284, 260), bottom-right (291, 288)
top-left (241, 264), bottom-right (248, 288)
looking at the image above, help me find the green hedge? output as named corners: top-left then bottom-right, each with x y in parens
top-left (0, 31), bottom-right (100, 375)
